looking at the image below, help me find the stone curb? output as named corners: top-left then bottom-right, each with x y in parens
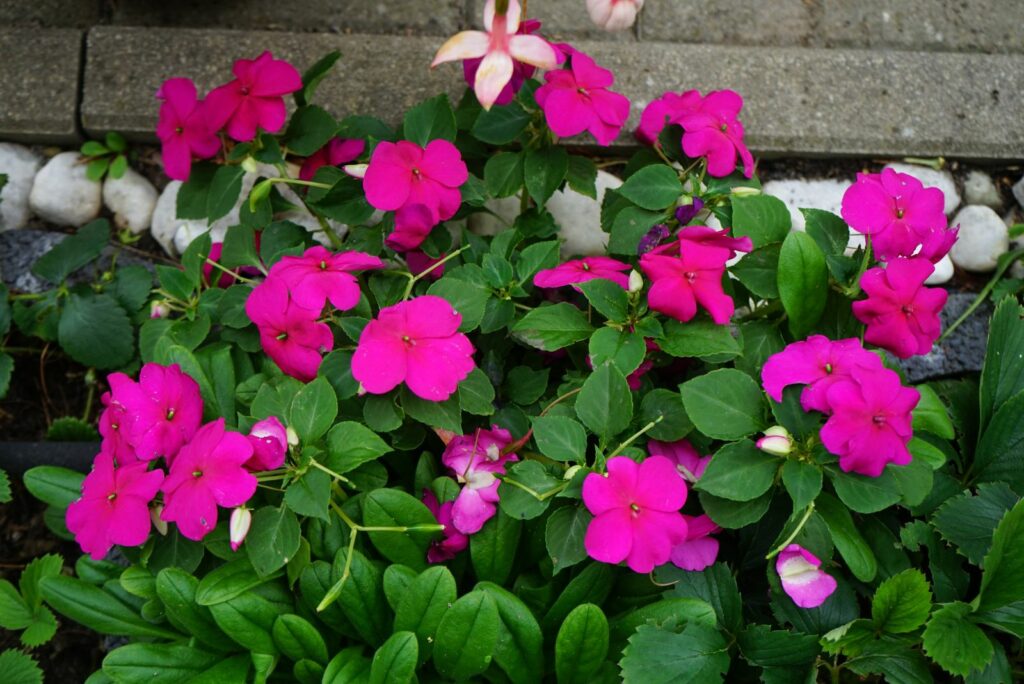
top-left (0, 28), bottom-right (83, 143)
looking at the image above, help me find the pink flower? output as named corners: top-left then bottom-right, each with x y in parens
top-left (299, 138), bottom-right (366, 182)
top-left (626, 360), bottom-right (653, 390)
top-left (117, 363), bottom-right (203, 464)
top-left (155, 78), bottom-right (220, 181)
top-left (441, 426), bottom-right (518, 534)
top-left (99, 373), bottom-right (140, 466)
top-left (66, 452), bottom-right (164, 560)
top-left (670, 514), bottom-right (721, 571)
top-left (432, 0), bottom-right (560, 110)
top-left (245, 277), bottom-right (335, 382)
top-left (636, 90), bottom-right (702, 145)
top-left (582, 455), bottom-right (688, 573)
top-left (675, 225), bottom-right (753, 258)
top-left (587, 0), bottom-right (644, 31)
top-left (405, 250), bottom-right (446, 281)
top-left (205, 51), bottom-right (302, 142)
top-left (269, 246), bottom-right (383, 313)
top-left (853, 258), bottom-right (948, 359)
top-left (246, 416), bottom-right (288, 471)
top-left (388, 204), bottom-right (438, 252)
top-left (535, 51), bottom-right (630, 146)
top-left (777, 544), bottom-right (837, 608)
top-left (161, 419), bottom-right (257, 541)
top-left (640, 241), bottom-right (735, 324)
top-left (203, 243), bottom-right (235, 288)
top-left (352, 295), bottom-right (475, 401)
top-left (841, 169), bottom-right (948, 261)
top-left (462, 18), bottom-right (545, 107)
top-left (647, 439), bottom-right (710, 484)
top-left (761, 335), bottom-right (884, 414)
top-left (423, 489), bottom-right (470, 561)
top-left (820, 366), bottom-right (919, 477)
top-left (679, 90), bottom-right (754, 178)
top-left (533, 256), bottom-right (631, 289)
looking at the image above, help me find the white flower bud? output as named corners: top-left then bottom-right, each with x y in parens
top-left (730, 186), bottom-right (762, 197)
top-left (756, 425), bottom-right (793, 456)
top-left (229, 507), bottom-right (252, 551)
top-left (240, 157), bottom-right (259, 175)
top-left (149, 300), bottom-right (170, 319)
top-left (150, 505), bottom-right (168, 536)
top-left (286, 426), bottom-right (300, 447)
top-left (628, 269), bottom-right (644, 293)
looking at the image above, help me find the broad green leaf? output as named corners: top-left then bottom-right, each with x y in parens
top-left (922, 602), bottom-right (993, 677)
top-left (325, 421), bottom-right (392, 474)
top-left (369, 631), bottom-right (418, 684)
top-left (659, 562), bottom-right (743, 632)
top-left (699, 490), bottom-right (772, 529)
top-left (658, 320), bottom-right (741, 360)
top-left (246, 506), bottom-right (302, 578)
top-left (588, 328), bottom-right (645, 375)
top-left (472, 101), bottom-right (531, 145)
top-left (273, 613), bottom-right (328, 664)
top-left (639, 388), bottom-right (692, 441)
top-left (801, 208), bottom-right (849, 256)
top-left (545, 506), bottom-right (590, 574)
top-left (363, 489), bottom-right (439, 571)
top-left (101, 643), bottom-right (230, 684)
top-left (731, 244), bottom-right (780, 299)
top-left (40, 576), bottom-right (178, 639)
top-left (433, 591), bottom-right (501, 681)
top-left (206, 165), bottom-right (245, 223)
top-left (555, 604), bottom-right (608, 684)
top-left (288, 377), bottom-right (338, 443)
top-left (737, 624), bottom-right (819, 667)
top-left (285, 104), bottom-right (338, 156)
top-left (680, 369), bottom-right (765, 440)
top-left (566, 156), bottom-right (597, 198)
top-left (576, 363), bottom-right (633, 441)
top-left (697, 440), bottom-right (778, 502)
top-left (871, 569), bottom-right (932, 634)
top-left (541, 562), bottom-right (615, 635)
top-left (973, 391), bottom-right (1024, 490)
top-left (610, 598), bottom-right (716, 652)
top-left (0, 650), bottom-right (42, 684)
top-left (403, 94), bottom-right (456, 146)
top-left (196, 558), bottom-right (276, 606)
top-left (512, 303), bottom-right (593, 351)
top-left (782, 460), bottom-right (822, 511)
top-left (931, 482), bottom-right (1019, 565)
top-left (0, 580), bottom-right (31, 630)
top-left (427, 273), bottom-right (490, 332)
top-left (619, 622), bottom-right (730, 684)
top-left (732, 195), bottom-right (791, 247)
top-left (58, 293), bottom-right (133, 369)
top-left (208, 593), bottom-right (279, 654)
top-left (471, 507), bottom-right (522, 584)
top-left (532, 415), bottom-right (587, 463)
top-left (458, 368), bottom-right (496, 416)
top-left (777, 231), bottom-right (827, 338)
top-left (22, 466), bottom-right (83, 509)
top-left (284, 469), bottom-right (331, 521)
top-left (401, 389), bottom-right (462, 434)
top-left (977, 498), bottom-right (1024, 612)
top-left (297, 50), bottom-right (341, 107)
top-left (912, 384), bottom-right (955, 440)
top-left (394, 566), bottom-right (456, 664)
top-left (617, 165), bottom-right (681, 210)
top-left (578, 279), bottom-right (630, 322)
top-left (979, 296), bottom-right (1024, 432)
top-left (327, 548), bottom-right (390, 645)
top-left (484, 151), bottom-right (524, 198)
top-left (816, 493), bottom-right (877, 582)
top-left (829, 467), bottom-right (902, 514)
top-left (382, 565), bottom-right (417, 613)
top-left (155, 568), bottom-right (229, 649)
top-left (476, 582), bottom-right (544, 684)
top-left (608, 206), bottom-right (663, 255)
top-left (31, 219), bottom-right (109, 283)
top-left (524, 147), bottom-right (568, 207)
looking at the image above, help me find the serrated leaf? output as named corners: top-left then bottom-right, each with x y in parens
top-left (922, 602), bottom-right (993, 677)
top-left (871, 569), bottom-right (932, 634)
top-left (619, 622), bottom-right (729, 684)
top-left (931, 482), bottom-right (1019, 565)
top-left (58, 293), bottom-right (134, 369)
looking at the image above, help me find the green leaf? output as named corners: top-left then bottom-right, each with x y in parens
top-left (458, 368), bottom-right (495, 416)
top-left (394, 566), bottom-right (456, 664)
top-left (22, 466), bottom-right (84, 509)
top-left (427, 272), bottom-right (490, 332)
top-left (699, 490), bottom-right (772, 529)
top-left (845, 640), bottom-right (934, 684)
top-left (40, 576), bottom-right (178, 639)
top-left (932, 482), bottom-right (1019, 565)
top-left (484, 151), bottom-right (524, 198)
top-left (369, 631), bottom-right (418, 684)
top-left (541, 562), bottom-right (615, 635)
top-left (731, 244), bottom-right (780, 299)
top-left (912, 384), bottom-right (955, 440)
top-left (0, 468), bottom-right (10, 504)
top-left (589, 328), bottom-right (645, 375)
top-left (105, 131), bottom-right (127, 153)
top-left (512, 303), bottom-right (593, 351)
top-left (802, 208), bottom-right (849, 256)
top-left (566, 156), bottom-right (597, 198)
top-left (0, 649), bottom-right (42, 684)
top-left (978, 498), bottom-right (1024, 612)
top-left (86, 157), bottom-right (109, 181)
top-left (546, 506), bottom-right (590, 574)
top-left (576, 363), bottom-right (633, 441)
top-left (297, 50), bottom-right (341, 107)
top-left (816, 493), bottom-right (877, 582)
top-left (81, 140), bottom-right (108, 156)
top-left (973, 391), bottom-right (1024, 490)
top-left (578, 279), bottom-right (630, 322)
top-left (403, 94), bottom-right (456, 146)
top-left (524, 147), bottom-right (568, 207)
top-left (471, 101), bottom-right (531, 145)
top-left (285, 105), bottom-right (338, 156)
top-left (555, 603), bottom-right (608, 684)
top-left (658, 320), bottom-right (741, 360)
top-left (980, 296), bottom-right (1024, 432)
top-left (363, 489), bottom-right (439, 571)
top-left (155, 568), bottom-right (229, 649)
top-left (284, 469), bottom-right (331, 521)
top-left (830, 467), bottom-right (902, 514)
top-left (619, 622), bottom-right (730, 684)
top-left (148, 529), bottom-right (204, 574)
top-left (506, 366), bottom-right (549, 406)
top-left (112, 264), bottom-right (153, 314)
top-left (102, 643), bottom-right (237, 683)
top-left (208, 593), bottom-right (279, 654)
top-left (432, 591), bottom-right (501, 681)
top-left (737, 624), bottom-right (819, 667)
top-left (471, 507), bottom-right (522, 584)
top-left (273, 613), bottom-right (328, 664)
top-left (499, 460), bottom-right (562, 521)
top-left (306, 173), bottom-right (374, 226)
top-left (476, 583), bottom-right (544, 684)
top-left (0, 580), bottom-right (31, 630)
top-left (516, 240), bottom-right (560, 284)
top-left (58, 293), bottom-right (134, 369)
top-left (872, 569), bottom-right (932, 634)
top-left (782, 460), bottom-right (822, 511)
top-left (206, 165), bottom-right (245, 223)
top-left (326, 548), bottom-right (390, 645)
top-left (608, 206), bottom-right (663, 255)
top-left (245, 506), bottom-right (302, 578)
top-left (287, 377), bottom-right (337, 443)
top-left (617, 165), bottom-right (681, 210)
top-left (777, 231), bottom-right (828, 338)
top-left (922, 602), bottom-right (993, 677)
top-left (325, 421), bottom-right (392, 474)
top-left (697, 440), bottom-right (778, 502)
top-left (680, 369), bottom-right (765, 441)
top-left (732, 194), bottom-right (791, 247)
top-left (532, 415), bottom-right (587, 463)
top-left (662, 563), bottom-right (743, 632)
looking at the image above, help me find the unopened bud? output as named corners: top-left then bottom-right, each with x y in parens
top-left (240, 157), bottom-right (259, 174)
top-left (286, 426), bottom-right (300, 447)
top-left (150, 300), bottom-right (170, 319)
top-left (150, 505), bottom-right (168, 536)
top-left (230, 507), bottom-right (252, 551)
top-left (564, 465), bottom-right (582, 481)
top-left (628, 270), bottom-right (644, 293)
top-left (730, 186), bottom-right (762, 198)
top-left (756, 426), bottom-right (793, 456)
top-left (343, 163), bottom-right (368, 179)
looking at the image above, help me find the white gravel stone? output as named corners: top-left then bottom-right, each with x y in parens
top-left (924, 254), bottom-right (954, 285)
top-left (28, 152), bottom-right (102, 227)
top-left (103, 167), bottom-right (158, 234)
top-left (762, 178), bottom-right (850, 232)
top-left (884, 163), bottom-right (960, 215)
top-left (151, 181), bottom-right (208, 256)
top-left (948, 205), bottom-right (1009, 272)
top-left (1012, 175), bottom-right (1024, 209)
top-left (963, 170), bottom-right (1002, 210)
top-left (0, 143), bottom-right (42, 231)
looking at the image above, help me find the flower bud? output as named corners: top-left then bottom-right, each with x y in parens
top-left (564, 465), bottom-right (582, 481)
top-left (246, 416), bottom-right (288, 471)
top-left (587, 0), bottom-right (644, 31)
top-left (286, 426), bottom-right (300, 447)
top-left (756, 426), bottom-right (793, 456)
top-left (343, 163), bottom-right (368, 179)
top-left (229, 507), bottom-right (252, 551)
top-left (150, 504), bottom-right (168, 536)
top-left (150, 300), bottom-right (170, 319)
top-left (240, 156), bottom-right (259, 174)
top-left (627, 269), bottom-right (644, 293)
top-left (730, 186), bottom-right (762, 198)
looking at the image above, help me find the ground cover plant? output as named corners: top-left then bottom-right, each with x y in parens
top-left (4, 0), bottom-right (1024, 681)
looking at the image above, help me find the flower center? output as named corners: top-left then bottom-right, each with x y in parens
top-left (276, 332), bottom-right (288, 341)
top-left (411, 167), bottom-right (421, 178)
top-left (872, 415), bottom-right (886, 426)
top-left (901, 304), bottom-right (915, 315)
top-left (166, 408), bottom-right (175, 421)
top-left (824, 363), bottom-right (833, 374)
top-left (402, 334), bottom-right (415, 346)
top-left (175, 126), bottom-right (184, 135)
top-left (685, 271), bottom-right (697, 283)
top-left (320, 260), bottom-right (328, 270)
top-left (240, 86), bottom-right (250, 96)
top-left (581, 262), bottom-right (590, 271)
top-left (630, 503), bottom-right (641, 517)
top-left (107, 492), bottom-right (117, 501)
top-left (577, 87), bottom-right (589, 97)
top-left (896, 208), bottom-right (905, 219)
top-left (719, 123), bottom-right (728, 132)
top-left (192, 470), bottom-right (203, 479)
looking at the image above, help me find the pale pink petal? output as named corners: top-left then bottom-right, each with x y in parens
top-left (474, 50), bottom-right (516, 110)
top-left (508, 34), bottom-right (560, 69)
top-left (432, 31), bottom-right (491, 66)
top-left (451, 487), bottom-right (497, 534)
top-left (777, 544), bottom-right (838, 608)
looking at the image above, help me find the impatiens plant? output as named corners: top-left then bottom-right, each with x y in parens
top-left (12, 2), bottom-right (1024, 682)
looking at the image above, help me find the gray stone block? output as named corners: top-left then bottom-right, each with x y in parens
top-left (0, 28), bottom-right (82, 143)
top-left (641, 0), bottom-right (812, 46)
top-left (899, 291), bottom-right (991, 382)
top-left (476, 0), bottom-right (636, 41)
top-left (110, 0), bottom-right (466, 36)
top-left (0, 0), bottom-right (100, 27)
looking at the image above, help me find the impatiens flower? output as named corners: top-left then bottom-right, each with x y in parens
top-left (161, 419), bottom-right (257, 541)
top-left (533, 256), bottom-right (631, 289)
top-left (299, 138), bottom-right (366, 181)
top-left (118, 363), bottom-right (203, 463)
top-left (245, 277), bottom-right (335, 382)
top-left (670, 514), bottom-right (721, 571)
top-left (852, 257), bottom-right (948, 359)
top-left (582, 456), bottom-right (688, 573)
top-left (463, 18), bottom-right (545, 107)
top-left (675, 197), bottom-right (705, 226)
top-left (423, 489), bottom-right (470, 561)
top-left (150, 300), bottom-right (170, 319)
top-left (761, 335), bottom-right (883, 414)
top-left (536, 51), bottom-right (630, 146)
top-left (99, 373), bottom-right (140, 466)
top-left (587, 0), bottom-right (644, 31)
top-left (756, 426), bottom-right (793, 456)
top-left (406, 250), bottom-right (446, 281)
top-left (203, 242), bottom-right (236, 288)
top-left (66, 452), bottom-right (164, 560)
top-left (246, 416), bottom-right (288, 471)
top-left (776, 544), bottom-right (838, 608)
top-left (352, 295), bottom-right (475, 401)
top-left (640, 240), bottom-right (735, 324)
top-left (441, 426), bottom-right (519, 534)
top-left (820, 366), bottom-right (919, 477)
top-left (674, 225), bottom-right (753, 259)
top-left (155, 78), bottom-right (220, 181)
top-left (648, 439), bottom-right (710, 484)
top-left (626, 360), bottom-right (653, 390)
top-left (636, 89), bottom-right (702, 145)
top-left (229, 506), bottom-right (252, 551)
top-left (841, 168), bottom-right (948, 262)
top-left (680, 90), bottom-right (754, 178)
top-left (205, 51), bottom-right (302, 142)
top-left (270, 246), bottom-right (383, 313)
top-left (388, 204), bottom-right (438, 252)
top-left (432, 0), bottom-right (560, 110)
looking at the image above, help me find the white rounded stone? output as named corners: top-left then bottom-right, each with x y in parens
top-left (884, 163), bottom-right (960, 215)
top-left (151, 181), bottom-right (206, 256)
top-left (103, 167), bottom-right (158, 234)
top-left (1012, 175), bottom-right (1024, 209)
top-left (28, 152), bottom-right (102, 227)
top-left (948, 205), bottom-right (1009, 272)
top-left (924, 254), bottom-right (954, 285)
top-left (963, 170), bottom-right (1002, 210)
top-left (762, 178), bottom-right (850, 231)
top-left (0, 143), bottom-right (42, 231)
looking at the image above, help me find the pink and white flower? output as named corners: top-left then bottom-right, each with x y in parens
top-left (441, 426), bottom-right (519, 535)
top-left (586, 0), bottom-right (644, 31)
top-left (776, 544), bottom-right (838, 608)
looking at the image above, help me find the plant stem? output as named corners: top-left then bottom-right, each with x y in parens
top-left (842, 237), bottom-right (874, 298)
top-left (607, 417), bottom-right (663, 459)
top-left (203, 258), bottom-right (256, 284)
top-left (766, 503), bottom-right (816, 560)
top-left (402, 245), bottom-right (470, 299)
top-left (310, 458), bottom-right (353, 485)
top-left (501, 475), bottom-right (568, 502)
top-left (539, 387), bottom-right (582, 417)
top-left (939, 247), bottom-right (1024, 343)
top-left (81, 380), bottom-right (96, 423)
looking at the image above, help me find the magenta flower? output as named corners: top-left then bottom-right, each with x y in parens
top-left (820, 366), bottom-right (919, 477)
top-left (155, 78), bottom-right (220, 181)
top-left (582, 456), bottom-right (689, 573)
top-left (536, 51), bottom-right (630, 146)
top-left (270, 246), bottom-right (383, 313)
top-left (670, 514), bottom-right (721, 572)
top-left (245, 416), bottom-right (288, 471)
top-left (99, 372), bottom-right (140, 466)
top-left (118, 363), bottom-right (203, 464)
top-left (388, 204), bottom-right (438, 252)
top-left (841, 169), bottom-right (948, 261)
top-left (66, 452), bottom-right (165, 560)
top-left (636, 90), bottom-right (701, 144)
top-left (533, 256), bottom-right (632, 290)
top-left (761, 335), bottom-right (884, 414)
top-left (853, 258), bottom-right (948, 359)
top-left (299, 138), bottom-right (366, 182)
top-left (678, 90), bottom-right (754, 178)
top-left (777, 544), bottom-right (837, 608)
top-left (352, 295), bottom-right (475, 401)
top-left (640, 241), bottom-right (735, 324)
top-left (245, 277), bottom-right (335, 382)
top-left (462, 17), bottom-right (545, 107)
top-left (161, 419), bottom-right (258, 541)
top-left (441, 426), bottom-right (518, 534)
top-left (675, 225), bottom-right (753, 258)
top-left (647, 439), bottom-right (711, 484)
top-left (405, 250), bottom-right (446, 281)
top-left (432, 0), bottom-right (560, 110)
top-left (587, 0), bottom-right (644, 31)
top-left (205, 51), bottom-right (302, 142)
top-left (203, 242), bottom-right (236, 288)
top-left (423, 490), bottom-right (469, 562)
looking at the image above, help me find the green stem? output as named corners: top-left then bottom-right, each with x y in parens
top-left (843, 237), bottom-right (874, 298)
top-left (402, 245), bottom-right (470, 299)
top-left (766, 503), bottom-right (816, 560)
top-left (310, 458), bottom-right (353, 485)
top-left (939, 247), bottom-right (1024, 343)
top-left (9, 293), bottom-right (44, 301)
top-left (501, 475), bottom-right (568, 502)
top-left (267, 177), bottom-right (332, 190)
top-left (539, 387), bottom-right (582, 417)
top-left (607, 418), bottom-right (663, 460)
top-left (204, 258), bottom-right (256, 285)
top-left (81, 379), bottom-right (96, 423)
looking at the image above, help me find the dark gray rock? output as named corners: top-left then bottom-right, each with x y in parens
top-left (899, 291), bottom-right (991, 382)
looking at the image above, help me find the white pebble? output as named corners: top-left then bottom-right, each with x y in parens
top-left (0, 143), bottom-right (42, 231)
top-left (925, 254), bottom-right (954, 285)
top-left (28, 152), bottom-right (102, 227)
top-left (948, 205), bottom-right (1009, 272)
top-left (762, 178), bottom-right (850, 231)
top-left (103, 167), bottom-right (158, 234)
top-left (963, 170), bottom-right (1002, 210)
top-left (884, 163), bottom-right (960, 215)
